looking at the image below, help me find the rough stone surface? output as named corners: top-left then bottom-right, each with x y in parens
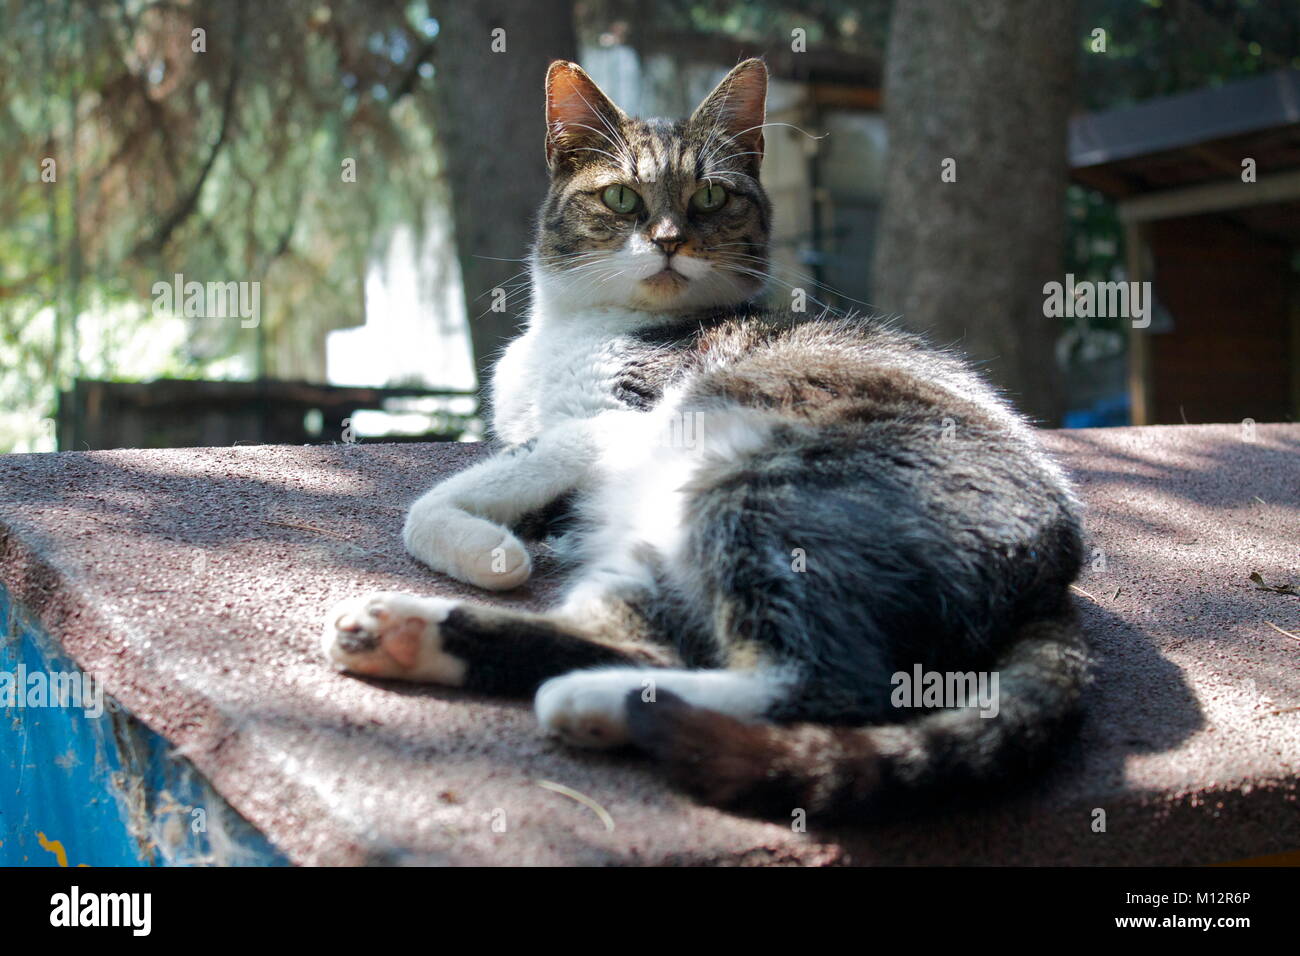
top-left (1, 423), bottom-right (1297, 865)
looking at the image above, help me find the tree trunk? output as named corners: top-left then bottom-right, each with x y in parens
top-left (431, 1), bottom-right (577, 391)
top-left (871, 0), bottom-right (1077, 425)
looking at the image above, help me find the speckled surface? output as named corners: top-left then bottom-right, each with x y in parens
top-left (1, 424), bottom-right (1297, 865)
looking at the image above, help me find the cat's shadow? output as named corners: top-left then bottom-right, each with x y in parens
top-left (791, 597), bottom-right (1207, 862)
top-left (344, 593), bottom-right (1205, 816)
top-left (246, 590), bottom-right (1206, 865)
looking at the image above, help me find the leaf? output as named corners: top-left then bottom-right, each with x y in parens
top-left (1250, 572), bottom-right (1299, 596)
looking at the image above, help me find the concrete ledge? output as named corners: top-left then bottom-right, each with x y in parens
top-left (1, 424), bottom-right (1297, 865)
top-left (0, 583), bottom-right (288, 866)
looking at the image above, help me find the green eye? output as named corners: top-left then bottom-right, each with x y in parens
top-left (601, 184), bottom-right (641, 214)
top-left (690, 184), bottom-right (727, 212)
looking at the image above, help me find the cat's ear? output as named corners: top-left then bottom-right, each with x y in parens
top-left (690, 58), bottom-right (768, 171)
top-left (545, 60), bottom-right (626, 174)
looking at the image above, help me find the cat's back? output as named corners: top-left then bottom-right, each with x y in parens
top-left (677, 310), bottom-right (1032, 443)
top-left (494, 304), bottom-right (1036, 449)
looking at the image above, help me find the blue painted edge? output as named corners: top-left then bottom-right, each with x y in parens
top-left (1, 581), bottom-right (290, 866)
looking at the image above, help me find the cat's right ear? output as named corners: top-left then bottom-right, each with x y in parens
top-left (545, 61), bottom-right (626, 174)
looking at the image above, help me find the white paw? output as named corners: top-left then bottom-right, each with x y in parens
top-left (404, 506), bottom-right (532, 591)
top-left (322, 592), bottom-right (466, 684)
top-left (535, 671), bottom-right (646, 749)
top-left (460, 528), bottom-right (531, 591)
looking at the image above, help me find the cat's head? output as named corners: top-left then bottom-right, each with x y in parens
top-left (534, 58), bottom-right (771, 313)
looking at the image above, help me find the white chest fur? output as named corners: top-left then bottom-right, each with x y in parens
top-left (489, 297), bottom-right (676, 446)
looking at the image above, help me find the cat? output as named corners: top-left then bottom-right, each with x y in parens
top-left (322, 58), bottom-right (1089, 819)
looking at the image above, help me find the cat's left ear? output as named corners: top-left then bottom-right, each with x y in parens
top-left (690, 58), bottom-right (768, 172)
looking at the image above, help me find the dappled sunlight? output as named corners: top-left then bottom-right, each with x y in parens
top-left (3, 0), bottom-right (1298, 875)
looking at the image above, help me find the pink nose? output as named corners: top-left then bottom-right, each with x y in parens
top-left (652, 235), bottom-right (684, 255)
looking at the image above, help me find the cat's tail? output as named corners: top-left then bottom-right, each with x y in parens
top-left (624, 614), bottom-right (1089, 820)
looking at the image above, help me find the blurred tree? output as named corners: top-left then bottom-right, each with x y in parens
top-left (577, 0), bottom-right (892, 61)
top-left (0, 0), bottom-right (446, 450)
top-left (1078, 0), bottom-right (1300, 109)
top-left (429, 0), bottom-right (577, 387)
top-left (3, 0), bottom-right (1298, 451)
top-left (871, 0), bottom-right (1078, 425)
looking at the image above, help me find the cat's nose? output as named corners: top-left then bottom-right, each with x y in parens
top-left (651, 234), bottom-right (684, 256)
top-left (649, 220), bottom-right (685, 256)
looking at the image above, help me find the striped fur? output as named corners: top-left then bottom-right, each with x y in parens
top-left (325, 58), bottom-right (1090, 820)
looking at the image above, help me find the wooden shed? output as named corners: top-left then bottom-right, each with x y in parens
top-left (1070, 69), bottom-right (1300, 426)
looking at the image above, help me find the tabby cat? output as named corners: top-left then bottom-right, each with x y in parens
top-left (323, 58), bottom-right (1089, 818)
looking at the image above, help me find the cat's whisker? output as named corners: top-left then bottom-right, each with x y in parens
top-left (570, 145), bottom-right (630, 167)
top-left (732, 121), bottom-right (828, 143)
top-left (564, 94), bottom-right (636, 168)
top-left (698, 120), bottom-right (823, 174)
top-left (470, 255), bottom-right (616, 317)
top-left (711, 253), bottom-right (884, 313)
top-left (704, 256), bottom-right (844, 315)
top-left (470, 271), bottom-right (532, 303)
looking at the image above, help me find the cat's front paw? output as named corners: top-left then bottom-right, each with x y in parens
top-left (535, 671), bottom-right (641, 749)
top-left (322, 592), bottom-right (466, 684)
top-left (403, 505), bottom-right (532, 591)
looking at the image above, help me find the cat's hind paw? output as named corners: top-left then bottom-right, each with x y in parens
top-left (535, 671), bottom-right (641, 749)
top-left (322, 592), bottom-right (467, 684)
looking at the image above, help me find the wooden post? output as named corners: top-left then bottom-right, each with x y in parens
top-left (1124, 220), bottom-right (1152, 426)
top-left (1291, 278), bottom-right (1300, 421)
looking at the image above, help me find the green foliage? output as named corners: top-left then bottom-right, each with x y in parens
top-left (1079, 0), bottom-right (1300, 109)
top-left (0, 0), bottom-right (445, 451)
top-left (577, 0), bottom-right (892, 58)
top-left (3, 0), bottom-right (1298, 450)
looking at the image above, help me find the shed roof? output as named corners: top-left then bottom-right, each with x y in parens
top-left (1069, 70), bottom-right (1300, 243)
top-left (1071, 69), bottom-right (1300, 174)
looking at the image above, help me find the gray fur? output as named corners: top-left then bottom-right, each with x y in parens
top-left (481, 59), bottom-right (1091, 817)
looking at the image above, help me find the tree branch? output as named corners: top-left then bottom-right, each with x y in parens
top-left (132, 0), bottom-right (244, 257)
